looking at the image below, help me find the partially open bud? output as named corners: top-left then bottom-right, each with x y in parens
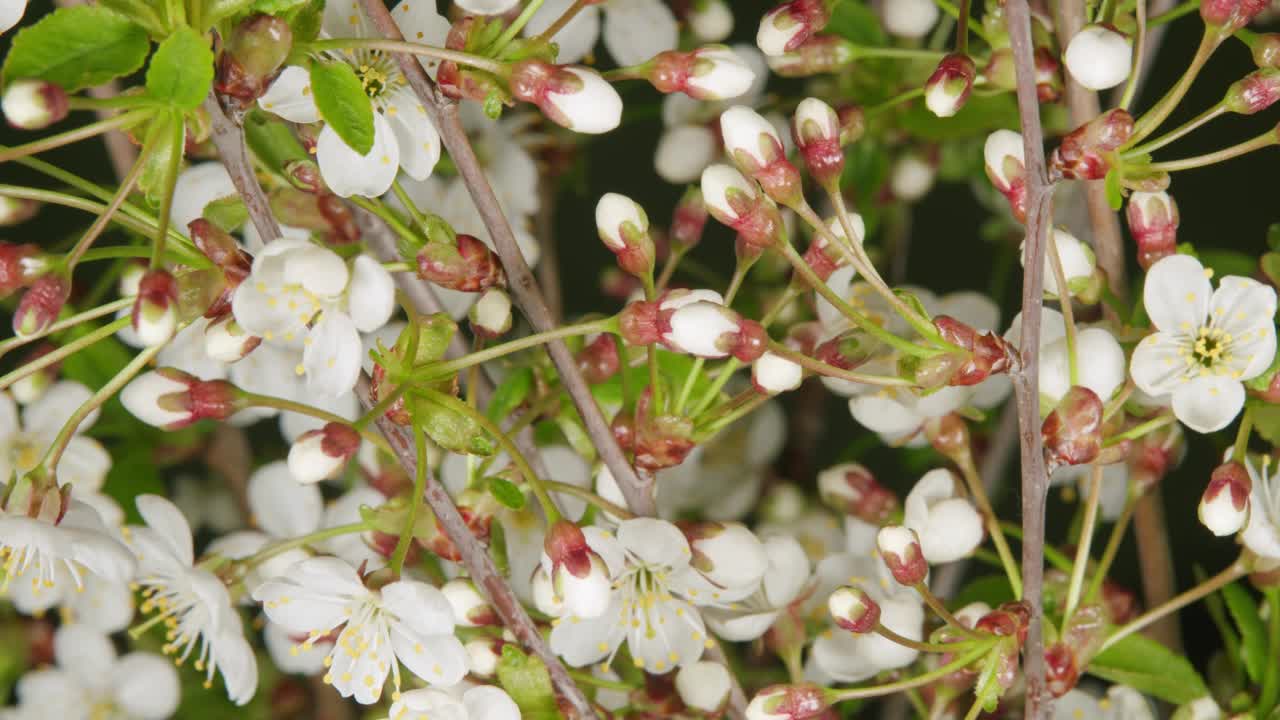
top-left (204, 316), bottom-right (261, 362)
top-left (215, 14), bottom-right (293, 108)
top-left (648, 46), bottom-right (756, 101)
top-left (442, 579), bottom-right (499, 627)
top-left (1064, 25), bottom-right (1132, 91)
top-left (746, 684), bottom-right (830, 720)
top-left (814, 327), bottom-right (882, 373)
top-left (1200, 461), bottom-right (1251, 536)
top-left (416, 235), bottom-right (505, 292)
top-left (469, 288), bottom-right (512, 339)
top-left (596, 192), bottom-right (656, 277)
top-left (877, 525), bottom-right (927, 586)
top-left (700, 163), bottom-right (785, 250)
top-left (1201, 0), bottom-right (1269, 37)
top-left (767, 34), bottom-right (855, 77)
top-left (680, 521), bottom-right (769, 594)
top-left (756, 0), bottom-right (832, 56)
top-left (510, 61), bottom-right (622, 134)
top-left (542, 520), bottom-right (612, 619)
top-left (627, 397), bottom-right (697, 470)
top-left (985, 129), bottom-right (1028, 223)
top-left (1127, 191), bottom-right (1179, 270)
top-left (0, 242), bottom-right (45, 298)
top-left (1049, 108), bottom-right (1135, 181)
top-left (689, 0), bottom-right (734, 42)
top-left (188, 219), bottom-right (251, 319)
top-left (13, 274), bottom-right (68, 338)
top-left (287, 422), bottom-right (360, 484)
top-left (1225, 68), bottom-right (1280, 114)
top-left (671, 187), bottom-right (709, 252)
top-left (121, 368), bottom-right (245, 429)
top-left (792, 97), bottom-right (843, 188)
top-left (2, 79), bottom-right (68, 130)
top-left (828, 586), bottom-right (880, 633)
top-left (753, 352), bottom-right (803, 394)
top-left (931, 315), bottom-right (1019, 386)
top-left (132, 270), bottom-right (179, 347)
top-left (1022, 228), bottom-right (1097, 299)
top-left (676, 661), bottom-right (732, 715)
top-left (924, 54), bottom-right (977, 118)
top-left (817, 463), bottom-right (898, 523)
top-left (663, 300), bottom-right (767, 361)
top-left (721, 106), bottom-right (803, 205)
top-left (1042, 386), bottom-right (1104, 472)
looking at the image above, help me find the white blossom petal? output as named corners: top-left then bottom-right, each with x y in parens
top-left (248, 461), bottom-right (323, 538)
top-left (259, 66), bottom-right (322, 123)
top-left (347, 255), bottom-right (396, 332)
top-left (602, 0), bottom-right (679, 66)
top-left (303, 310), bottom-right (363, 396)
top-left (1144, 254), bottom-right (1212, 334)
top-left (317, 114), bottom-right (401, 198)
top-left (1171, 375), bottom-right (1245, 433)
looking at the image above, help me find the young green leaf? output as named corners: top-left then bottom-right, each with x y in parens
top-left (495, 646), bottom-right (560, 720)
top-left (1104, 167), bottom-right (1124, 210)
top-left (486, 367), bottom-right (534, 423)
top-left (1222, 582), bottom-right (1267, 684)
top-left (1088, 633), bottom-right (1211, 704)
top-left (488, 476), bottom-right (527, 510)
top-left (310, 59), bottom-right (375, 155)
top-left (2, 6), bottom-right (149, 91)
top-left (146, 27), bottom-right (215, 110)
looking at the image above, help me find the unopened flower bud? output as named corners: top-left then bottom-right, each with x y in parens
top-left (925, 54), bottom-right (977, 118)
top-left (924, 413), bottom-right (971, 460)
top-left (1201, 0), bottom-right (1269, 36)
top-left (287, 422), bottom-right (360, 484)
top-left (753, 352), bottom-right (803, 394)
top-left (469, 288), bottom-right (512, 339)
top-left (204, 316), bottom-right (260, 362)
top-left (121, 368), bottom-right (245, 429)
top-left (0, 242), bottom-right (45, 298)
top-left (837, 105), bottom-right (866, 145)
top-left (2, 79), bottom-right (68, 130)
top-left (1225, 68), bottom-right (1280, 114)
top-left (814, 327), bottom-right (882, 373)
top-left (442, 579), bottom-right (498, 627)
top-left (283, 159), bottom-right (327, 195)
top-left (1064, 24), bottom-right (1132, 91)
top-left (1021, 228), bottom-right (1097, 299)
top-left (700, 164), bottom-right (784, 250)
top-left (0, 196), bottom-right (39, 226)
top-left (828, 586), bottom-right (880, 633)
top-left (1253, 33), bottom-right (1280, 68)
top-left (510, 61), bottom-right (622, 134)
top-left (1200, 461), bottom-right (1251, 536)
top-left (670, 187), bottom-right (708, 251)
top-left (132, 270), bottom-right (178, 347)
top-left (596, 192), bottom-right (656, 276)
top-left (1041, 386), bottom-right (1104, 472)
top-left (889, 154), bottom-right (935, 202)
top-left (465, 637), bottom-right (504, 678)
top-left (817, 463), bottom-right (898, 523)
top-left (1049, 108), bottom-right (1135, 181)
top-left (663, 300), bottom-right (766, 361)
top-left (792, 97), bottom-right (843, 187)
top-left (877, 525), bottom-right (927, 585)
top-left (931, 315), bottom-right (1019, 385)
top-left (756, 0), bottom-right (831, 56)
top-left (721, 106), bottom-right (803, 205)
top-left (689, 0), bottom-right (733, 42)
top-left (648, 46), bottom-right (756, 101)
top-left (542, 520), bottom-right (612, 619)
top-left (746, 683), bottom-right (830, 720)
top-left (216, 14), bottom-right (293, 107)
top-left (985, 129), bottom-right (1028, 222)
top-left (676, 661), bottom-right (732, 714)
top-left (1127, 191), bottom-right (1179, 269)
top-left (767, 34), bottom-right (855, 77)
top-left (416, 235), bottom-right (504, 292)
top-left (530, 566), bottom-right (562, 617)
top-left (881, 0), bottom-right (938, 38)
top-left (13, 274), bottom-right (68, 337)
top-left (577, 333), bottom-right (619, 383)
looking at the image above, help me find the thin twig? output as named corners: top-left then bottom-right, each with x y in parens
top-left (536, 174), bottom-right (563, 322)
top-left (202, 92), bottom-right (283, 243)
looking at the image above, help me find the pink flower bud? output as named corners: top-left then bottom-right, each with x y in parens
top-left (595, 192), bottom-right (656, 277)
top-left (767, 34), bottom-right (855, 77)
top-left (1049, 108), bottom-right (1135, 181)
top-left (1200, 461), bottom-right (1251, 536)
top-left (13, 274), bottom-right (68, 338)
top-left (1, 79), bottom-right (68, 130)
top-left (792, 97), bottom-right (843, 187)
top-left (828, 586), bottom-right (880, 633)
top-left (542, 520), bottom-right (612, 619)
top-left (1064, 24), bottom-right (1132, 91)
top-left (932, 315), bottom-right (1019, 386)
top-left (648, 46), bottom-right (756, 101)
top-left (700, 164), bottom-right (785, 249)
top-left (1226, 68), bottom-right (1280, 114)
top-left (121, 368), bottom-right (245, 429)
top-left (510, 61), bottom-right (622, 134)
top-left (721, 106), bottom-right (803, 205)
top-left (1201, 0), bottom-right (1269, 36)
top-left (132, 270), bottom-right (179, 347)
top-left (215, 14), bottom-right (293, 108)
top-left (0, 242), bottom-right (45, 298)
top-left (1126, 191), bottom-right (1179, 270)
top-left (877, 525), bottom-right (927, 586)
top-left (817, 463), bottom-right (898, 523)
top-left (287, 422), bottom-right (361, 484)
top-left (670, 187), bottom-right (709, 251)
top-left (1041, 386), bottom-right (1104, 472)
top-left (985, 130), bottom-right (1028, 222)
top-left (416, 234), bottom-right (505, 292)
top-left (753, 352), bottom-right (803, 394)
top-left (746, 684), bottom-right (830, 720)
top-left (1253, 33), bottom-right (1280, 68)
top-left (924, 54), bottom-right (977, 118)
top-left (441, 578), bottom-right (499, 627)
top-left (756, 0), bottom-right (831, 56)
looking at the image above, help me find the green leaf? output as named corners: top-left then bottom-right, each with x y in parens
top-left (286, 0), bottom-right (326, 42)
top-left (1088, 633), bottom-right (1211, 704)
top-left (1222, 582), bottom-right (1267, 683)
top-left (417, 396), bottom-right (496, 456)
top-left (488, 476), bottom-right (526, 511)
top-left (496, 646), bottom-right (561, 720)
top-left (146, 27), bottom-right (215, 110)
top-left (487, 367), bottom-right (534, 423)
top-left (251, 0), bottom-right (308, 15)
top-left (1104, 167), bottom-right (1124, 210)
top-left (137, 111), bottom-right (186, 202)
top-left (1199, 249), bottom-right (1258, 280)
top-left (310, 59), bottom-right (374, 155)
top-left (203, 195), bottom-right (250, 232)
top-left (952, 575), bottom-right (1016, 610)
top-left (898, 94), bottom-right (1021, 141)
top-left (826, 1), bottom-right (886, 46)
top-left (2, 6), bottom-right (149, 91)
top-left (1255, 402), bottom-right (1280, 445)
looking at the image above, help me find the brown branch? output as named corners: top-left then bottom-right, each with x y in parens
top-left (202, 92), bottom-right (283, 243)
top-left (1132, 487), bottom-right (1183, 649)
top-left (357, 377), bottom-right (599, 720)
top-left (1005, 2), bottom-right (1054, 718)
top-left (536, 175), bottom-right (563, 323)
top-left (357, 0), bottom-right (654, 518)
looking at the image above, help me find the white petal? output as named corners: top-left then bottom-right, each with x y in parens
top-left (548, 598), bottom-right (626, 666)
top-left (66, 573), bottom-right (136, 633)
top-left (136, 494), bottom-right (194, 566)
top-left (248, 461), bottom-right (323, 538)
top-left (1209, 275), bottom-right (1278, 380)
top-left (347, 255), bottom-right (396, 332)
top-left (171, 163), bottom-right (237, 233)
top-left (231, 275), bottom-right (312, 339)
top-left (317, 114), bottom-right (400, 199)
top-left (54, 624), bottom-right (117, 678)
top-left (259, 66), bottom-right (322, 123)
top-left (1171, 375), bottom-right (1245, 433)
top-left (382, 580), bottom-right (457, 635)
top-left (264, 619), bottom-right (331, 675)
top-left (1074, 327), bottom-right (1127, 401)
top-left (602, 0), bottom-right (679, 66)
top-left (303, 311), bottom-right (363, 397)
top-left (617, 517), bottom-right (690, 568)
top-left (392, 0), bottom-right (452, 78)
top-left (1129, 332), bottom-right (1187, 397)
top-left (628, 597), bottom-right (707, 672)
top-left (849, 391), bottom-right (922, 438)
top-left (384, 97), bottom-right (441, 181)
top-left (283, 245), bottom-right (350, 298)
top-left (464, 685), bottom-right (521, 720)
top-left (524, 0), bottom-right (601, 63)
top-left (23, 380), bottom-right (94, 438)
top-left (111, 653), bottom-right (181, 720)
top-left (1144, 254), bottom-right (1211, 334)
top-left (390, 625), bottom-right (468, 687)
top-left (55, 436), bottom-right (111, 492)
top-left (453, 0), bottom-right (519, 13)
top-left (542, 445), bottom-right (592, 521)
top-left (760, 534), bottom-right (810, 606)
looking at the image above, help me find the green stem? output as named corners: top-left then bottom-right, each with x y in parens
top-left (866, 87), bottom-right (925, 117)
top-left (958, 456), bottom-right (1023, 599)
top-left (533, 0), bottom-right (582, 44)
top-left (390, 426), bottom-right (428, 576)
top-left (1100, 558), bottom-right (1248, 652)
top-left (305, 38), bottom-right (507, 74)
top-left (243, 393), bottom-right (395, 454)
top-left (1147, 128), bottom-right (1279, 172)
top-left (826, 642), bottom-right (995, 702)
top-left (1104, 413), bottom-right (1176, 447)
top-left (0, 297), bottom-right (133, 359)
top-left (955, 0), bottom-right (971, 54)
top-left (695, 393), bottom-right (768, 439)
top-left (1147, 0), bottom-right (1199, 27)
top-left (1258, 590), bottom-right (1280, 716)
top-left (998, 521), bottom-right (1075, 573)
top-left (1128, 30), bottom-right (1218, 145)
top-left (932, 0), bottom-right (994, 44)
top-left (915, 585), bottom-right (982, 638)
top-left (0, 317), bottom-right (131, 392)
top-left (1062, 465), bottom-right (1103, 632)
top-left (494, 0), bottom-right (547, 51)
top-left (240, 521), bottom-right (371, 570)
top-left (391, 178), bottom-right (430, 232)
top-left (421, 318), bottom-right (616, 378)
top-left (765, 341), bottom-right (914, 387)
top-left (673, 358), bottom-right (706, 416)
top-left (1125, 103), bottom-right (1227, 158)
top-left (542, 479), bottom-right (634, 519)
top-left (0, 110), bottom-right (150, 164)
top-left (350, 196), bottom-right (419, 245)
top-left (876, 623), bottom-right (980, 653)
top-left (150, 115), bottom-right (185, 268)
top-left (354, 382), bottom-right (409, 431)
top-left (1233, 406), bottom-right (1255, 461)
top-left (852, 46), bottom-right (947, 62)
top-left (1045, 229), bottom-right (1079, 386)
top-left (1083, 500), bottom-right (1137, 604)
top-left (1118, 0), bottom-right (1147, 111)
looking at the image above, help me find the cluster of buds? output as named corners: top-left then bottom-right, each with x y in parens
top-left (877, 525), bottom-right (927, 586)
top-left (1224, 68), bottom-right (1280, 115)
top-left (536, 520), bottom-right (613, 618)
top-left (644, 46), bottom-right (756, 101)
top-left (1064, 24), bottom-right (1133, 91)
top-left (610, 390), bottom-right (696, 470)
top-left (766, 35), bottom-right (855, 78)
top-left (287, 422), bottom-right (361, 484)
top-left (791, 98), bottom-right (843, 188)
top-left (2, 79), bottom-right (68, 130)
top-left (1041, 386), bottom-right (1104, 472)
top-left (745, 683), bottom-right (831, 720)
top-left (756, 0), bottom-right (833, 56)
top-left (1048, 108), bottom-right (1135, 181)
top-left (214, 14), bottom-right (293, 108)
top-left (415, 234), bottom-right (505, 293)
top-left (509, 60), bottom-right (622, 135)
top-left (121, 368), bottom-right (245, 430)
top-left (13, 273), bottom-right (69, 338)
top-left (721, 106), bottom-right (803, 206)
top-left (1202, 0), bottom-right (1269, 38)
top-left (0, 242), bottom-right (48, 299)
top-left (827, 586), bottom-right (879, 633)
top-left (131, 270), bottom-right (179, 347)
top-left (817, 463), bottom-right (898, 523)
top-left (619, 289), bottom-right (768, 362)
top-left (984, 130), bottom-right (1028, 222)
top-left (670, 187), bottom-right (709, 252)
top-left (926, 315), bottom-right (1019, 387)
top-left (1126, 191), bottom-right (1180, 269)
top-left (276, 160), bottom-right (362, 245)
top-left (437, 18), bottom-right (501, 103)
top-left (1199, 460), bottom-right (1252, 536)
top-left (924, 54), bottom-right (977, 118)
top-left (595, 193), bottom-right (656, 277)
top-left (701, 164), bottom-right (785, 252)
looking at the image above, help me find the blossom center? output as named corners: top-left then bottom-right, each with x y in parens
top-left (351, 51), bottom-right (405, 107)
top-left (1189, 326), bottom-right (1234, 370)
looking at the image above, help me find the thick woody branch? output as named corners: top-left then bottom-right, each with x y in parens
top-left (356, 0), bottom-right (655, 517)
top-left (202, 92), bottom-right (283, 243)
top-left (1005, 2), bottom-right (1053, 718)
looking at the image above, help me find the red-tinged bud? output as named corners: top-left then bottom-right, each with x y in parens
top-left (648, 46), bottom-right (756, 101)
top-left (1049, 108), bottom-right (1135, 181)
top-left (288, 422), bottom-right (361, 484)
top-left (814, 329), bottom-right (881, 374)
top-left (317, 194), bottom-right (361, 245)
top-left (120, 368), bottom-right (245, 429)
top-left (0, 242), bottom-right (45, 298)
top-left (13, 274), bottom-right (68, 338)
top-left (767, 34), bottom-right (855, 78)
top-left (792, 97), bottom-right (844, 188)
top-left (596, 193), bottom-right (656, 277)
top-left (283, 159), bottom-right (327, 195)
top-left (877, 525), bottom-right (927, 586)
top-left (577, 333), bottom-right (620, 383)
top-left (924, 54), bottom-right (977, 118)
top-left (1126, 191), bottom-right (1179, 270)
top-left (721, 106), bottom-right (804, 206)
top-left (1041, 386), bottom-right (1104, 472)
top-left (1047, 603), bottom-right (1106, 696)
top-left (932, 315), bottom-right (1020, 385)
top-left (817, 462), bottom-right (898, 523)
top-left (188, 219), bottom-right (251, 319)
top-left (801, 235), bottom-right (844, 280)
top-left (416, 235), bottom-right (505, 292)
top-left (784, 321), bottom-right (822, 356)
top-left (441, 578), bottom-right (500, 628)
top-left (1253, 33), bottom-right (1280, 68)
top-left (132, 270), bottom-right (179, 347)
top-left (828, 586), bottom-right (879, 633)
top-left (1035, 47), bottom-right (1063, 102)
top-left (632, 404), bottom-right (696, 470)
top-left (2, 79), bottom-right (69, 130)
top-left (701, 163), bottom-right (786, 250)
top-left (370, 365), bottom-right (411, 426)
top-left (975, 601), bottom-right (1031, 644)
top-left (1200, 460), bottom-right (1251, 536)
top-left (1100, 581), bottom-right (1140, 624)
top-left (1225, 68), bottom-right (1280, 114)
top-left (756, 0), bottom-right (833, 56)
top-left (618, 299), bottom-right (661, 347)
top-left (837, 105), bottom-right (866, 145)
top-left (984, 129), bottom-right (1029, 223)
top-left (1201, 0), bottom-right (1269, 36)
top-left (745, 683), bottom-right (830, 720)
top-left (599, 267), bottom-right (641, 300)
top-left (1044, 642), bottom-right (1079, 698)
top-left (509, 60), bottom-right (622, 135)
top-left (670, 187), bottom-right (708, 252)
top-left (215, 14), bottom-right (293, 108)
top-left (924, 413), bottom-right (971, 460)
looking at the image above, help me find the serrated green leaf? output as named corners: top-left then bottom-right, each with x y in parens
top-left (496, 646), bottom-right (561, 719)
top-left (487, 367), bottom-right (534, 423)
top-left (310, 59), bottom-right (374, 155)
top-left (146, 27), bottom-right (215, 110)
top-left (1222, 582), bottom-right (1266, 683)
top-left (488, 476), bottom-right (527, 510)
top-left (2, 6), bottom-right (149, 91)
top-left (1088, 633), bottom-right (1211, 704)
top-left (1105, 167), bottom-right (1123, 210)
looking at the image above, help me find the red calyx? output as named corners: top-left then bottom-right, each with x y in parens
top-left (1049, 109), bottom-right (1135, 181)
top-left (577, 333), bottom-right (620, 384)
top-left (0, 242), bottom-right (41, 298)
top-left (544, 519), bottom-right (595, 578)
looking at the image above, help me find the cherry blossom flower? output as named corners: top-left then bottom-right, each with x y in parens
top-left (388, 686), bottom-right (520, 720)
top-left (1241, 454), bottom-right (1280, 559)
top-left (524, 0), bottom-right (678, 66)
top-left (257, 2), bottom-right (448, 197)
top-left (703, 533), bottom-right (810, 640)
top-left (0, 383), bottom-right (110, 492)
top-left (902, 469), bottom-right (984, 564)
top-left (1054, 685), bottom-right (1154, 720)
top-left (1129, 254), bottom-right (1277, 432)
top-left (254, 555), bottom-right (467, 703)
